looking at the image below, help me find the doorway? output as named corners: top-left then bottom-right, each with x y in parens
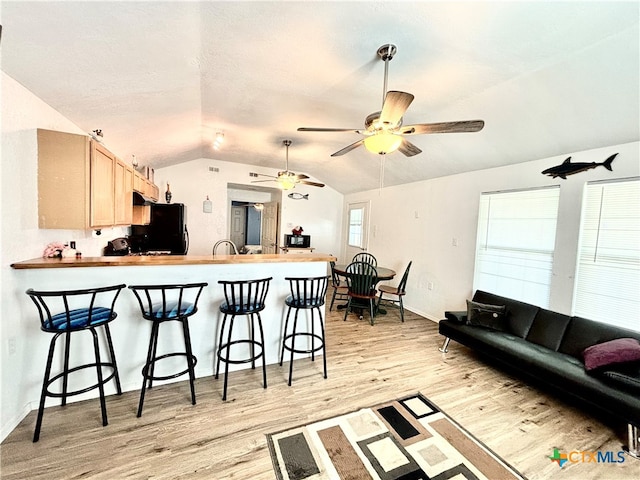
top-left (344, 201), bottom-right (370, 261)
top-left (227, 184), bottom-right (281, 253)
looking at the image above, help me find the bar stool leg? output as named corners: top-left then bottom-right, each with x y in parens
top-left (103, 323), bottom-right (122, 395)
top-left (61, 331), bottom-right (72, 406)
top-left (249, 314), bottom-right (256, 370)
top-left (138, 320), bottom-right (160, 417)
top-left (288, 309), bottom-right (301, 386)
top-left (320, 309), bottom-right (328, 379)
top-left (90, 327), bottom-right (108, 427)
top-left (181, 318), bottom-right (197, 406)
top-left (222, 315), bottom-right (236, 401)
top-left (310, 309), bottom-right (316, 361)
top-left (147, 321), bottom-right (161, 390)
top-left (256, 312), bottom-right (267, 389)
top-left (33, 334), bottom-right (59, 442)
top-left (279, 306), bottom-right (293, 367)
top-left (215, 314), bottom-right (229, 379)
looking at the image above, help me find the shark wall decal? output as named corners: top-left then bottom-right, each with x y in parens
top-left (542, 153), bottom-right (617, 179)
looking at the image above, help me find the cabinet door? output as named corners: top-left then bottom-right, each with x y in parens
top-left (37, 129), bottom-right (90, 229)
top-left (90, 142), bottom-right (115, 227)
top-left (114, 160), bottom-right (133, 225)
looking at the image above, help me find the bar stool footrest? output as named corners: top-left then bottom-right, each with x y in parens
top-left (142, 353), bottom-right (198, 382)
top-left (45, 362), bottom-right (118, 398)
top-left (282, 333), bottom-right (325, 355)
top-left (217, 339), bottom-right (264, 365)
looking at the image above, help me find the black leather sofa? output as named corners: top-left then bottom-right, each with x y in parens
top-left (438, 290), bottom-right (640, 457)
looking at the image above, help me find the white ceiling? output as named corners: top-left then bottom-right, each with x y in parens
top-left (2, 1), bottom-right (638, 194)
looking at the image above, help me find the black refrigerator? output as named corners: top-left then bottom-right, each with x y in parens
top-left (130, 203), bottom-right (189, 254)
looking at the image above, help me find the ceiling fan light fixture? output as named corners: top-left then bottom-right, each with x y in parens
top-left (364, 132), bottom-right (402, 155)
top-left (277, 174), bottom-right (296, 190)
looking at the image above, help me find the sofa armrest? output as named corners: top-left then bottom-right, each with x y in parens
top-left (445, 310), bottom-right (467, 323)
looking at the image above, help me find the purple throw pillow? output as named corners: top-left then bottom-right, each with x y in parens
top-left (582, 338), bottom-right (640, 371)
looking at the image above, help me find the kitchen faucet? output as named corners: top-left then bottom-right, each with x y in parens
top-left (213, 240), bottom-right (239, 255)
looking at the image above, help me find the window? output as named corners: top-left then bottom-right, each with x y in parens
top-left (473, 186), bottom-right (560, 307)
top-left (348, 206), bottom-right (365, 248)
top-left (573, 178), bottom-right (640, 331)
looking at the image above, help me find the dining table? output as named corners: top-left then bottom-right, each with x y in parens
top-left (332, 264), bottom-right (396, 314)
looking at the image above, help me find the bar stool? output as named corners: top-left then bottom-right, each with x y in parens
top-left (128, 282), bottom-right (208, 417)
top-left (26, 284), bottom-right (126, 442)
top-left (279, 276), bottom-right (329, 386)
top-left (216, 277), bottom-right (272, 401)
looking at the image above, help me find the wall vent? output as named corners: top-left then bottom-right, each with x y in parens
top-left (249, 172), bottom-right (259, 177)
top-left (209, 166), bottom-right (219, 173)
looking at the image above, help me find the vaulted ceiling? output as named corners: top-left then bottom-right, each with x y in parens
top-left (2, 1), bottom-right (638, 194)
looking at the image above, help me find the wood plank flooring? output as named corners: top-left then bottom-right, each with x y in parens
top-left (2, 305), bottom-right (638, 479)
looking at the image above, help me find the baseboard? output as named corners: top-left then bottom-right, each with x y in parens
top-left (402, 305), bottom-right (440, 323)
top-left (1, 403), bottom-right (31, 443)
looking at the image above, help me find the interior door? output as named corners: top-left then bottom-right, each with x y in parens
top-left (230, 206), bottom-right (246, 250)
top-left (260, 201), bottom-right (279, 254)
top-left (345, 201), bottom-right (370, 262)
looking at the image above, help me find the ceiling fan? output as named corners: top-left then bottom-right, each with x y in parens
top-left (252, 140), bottom-right (325, 190)
top-left (297, 44), bottom-right (485, 157)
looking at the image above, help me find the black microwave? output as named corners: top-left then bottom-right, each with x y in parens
top-left (285, 234), bottom-right (311, 248)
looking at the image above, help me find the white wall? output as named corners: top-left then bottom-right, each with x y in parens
top-left (1, 73), bottom-right (132, 440)
top-left (153, 160), bottom-right (344, 256)
top-left (343, 141), bottom-right (639, 321)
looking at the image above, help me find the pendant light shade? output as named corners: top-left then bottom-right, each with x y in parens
top-left (363, 132), bottom-right (402, 155)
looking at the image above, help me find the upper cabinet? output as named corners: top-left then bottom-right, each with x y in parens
top-left (37, 129), bottom-right (152, 230)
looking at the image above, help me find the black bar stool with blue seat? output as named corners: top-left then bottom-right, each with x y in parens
top-left (128, 282), bottom-right (208, 417)
top-left (26, 284), bottom-right (126, 442)
top-left (279, 276), bottom-right (329, 386)
top-left (216, 277), bottom-right (272, 401)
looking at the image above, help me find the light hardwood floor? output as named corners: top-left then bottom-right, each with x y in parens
top-left (1, 304), bottom-right (638, 479)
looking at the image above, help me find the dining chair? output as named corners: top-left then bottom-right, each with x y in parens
top-left (376, 261), bottom-right (412, 322)
top-left (352, 252), bottom-right (377, 267)
top-left (343, 261), bottom-right (378, 325)
top-left (329, 261), bottom-right (349, 311)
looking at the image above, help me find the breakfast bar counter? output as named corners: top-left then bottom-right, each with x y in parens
top-left (11, 253), bottom-right (335, 269)
top-left (10, 253), bottom-right (336, 409)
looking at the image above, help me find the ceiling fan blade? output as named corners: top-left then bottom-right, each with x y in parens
top-left (299, 180), bottom-right (325, 188)
top-left (297, 127), bottom-right (361, 133)
top-left (331, 139), bottom-right (365, 157)
top-left (400, 120), bottom-right (485, 135)
top-left (251, 179), bottom-right (277, 183)
top-left (295, 173), bottom-right (310, 180)
top-left (379, 91), bottom-right (414, 127)
top-left (398, 139), bottom-right (422, 157)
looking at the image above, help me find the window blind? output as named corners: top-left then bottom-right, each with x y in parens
top-left (573, 178), bottom-right (640, 331)
top-left (473, 186), bottom-right (560, 307)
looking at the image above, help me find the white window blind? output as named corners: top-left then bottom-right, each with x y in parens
top-left (573, 178), bottom-right (640, 331)
top-left (473, 187), bottom-right (560, 307)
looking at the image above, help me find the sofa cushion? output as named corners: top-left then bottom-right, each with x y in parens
top-left (472, 290), bottom-right (539, 338)
top-left (582, 337), bottom-right (640, 371)
top-left (526, 308), bottom-right (571, 351)
top-left (559, 316), bottom-right (640, 359)
top-left (466, 300), bottom-right (507, 331)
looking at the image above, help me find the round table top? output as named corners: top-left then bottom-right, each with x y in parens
top-left (333, 264), bottom-right (396, 281)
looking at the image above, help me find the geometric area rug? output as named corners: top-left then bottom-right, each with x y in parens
top-left (267, 393), bottom-right (527, 480)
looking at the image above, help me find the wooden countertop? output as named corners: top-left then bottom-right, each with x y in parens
top-left (11, 253), bottom-right (337, 269)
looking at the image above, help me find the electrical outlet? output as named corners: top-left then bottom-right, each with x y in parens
top-left (8, 337), bottom-right (16, 355)
top-left (428, 282), bottom-right (434, 291)
top-left (452, 237), bottom-right (458, 247)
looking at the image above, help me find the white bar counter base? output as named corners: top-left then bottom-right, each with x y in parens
top-left (10, 253), bottom-right (336, 409)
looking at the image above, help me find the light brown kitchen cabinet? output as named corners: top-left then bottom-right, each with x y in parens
top-left (37, 128), bottom-right (146, 230)
top-left (114, 159), bottom-right (133, 225)
top-left (90, 142), bottom-right (116, 227)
